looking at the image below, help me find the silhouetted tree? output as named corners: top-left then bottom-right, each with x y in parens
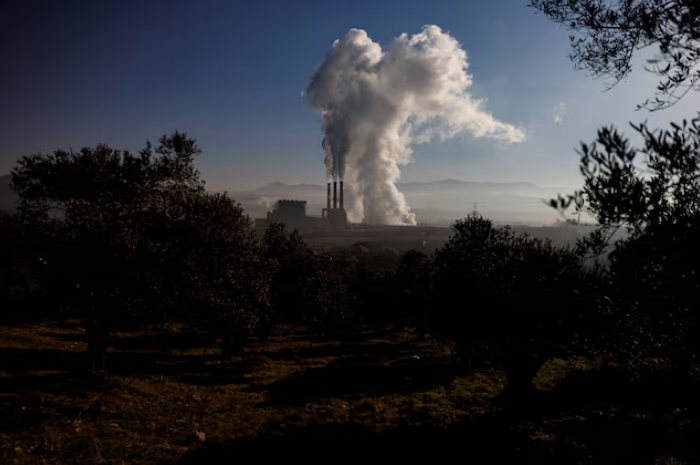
top-left (335, 244), bottom-right (402, 329)
top-left (529, 0), bottom-right (700, 111)
top-left (431, 214), bottom-right (608, 400)
top-left (263, 223), bottom-right (315, 321)
top-left (551, 114), bottom-right (700, 370)
top-left (10, 131), bottom-right (267, 368)
top-left (308, 250), bottom-right (350, 332)
top-left (262, 223), bottom-right (348, 331)
top-left (0, 211), bottom-right (43, 320)
top-left (178, 191), bottom-right (270, 354)
top-left (392, 250), bottom-right (434, 336)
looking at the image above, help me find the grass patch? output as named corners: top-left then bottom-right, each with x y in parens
top-left (1, 323), bottom-right (698, 464)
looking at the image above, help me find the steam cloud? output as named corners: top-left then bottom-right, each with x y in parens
top-left (258, 196), bottom-right (274, 211)
top-left (303, 25), bottom-right (526, 225)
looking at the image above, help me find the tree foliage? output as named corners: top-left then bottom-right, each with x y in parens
top-left (9, 131), bottom-right (269, 365)
top-left (262, 223), bottom-right (348, 327)
top-left (392, 250), bottom-right (434, 334)
top-left (428, 214), bottom-right (611, 395)
top-left (552, 114), bottom-right (700, 240)
top-left (0, 211), bottom-right (43, 320)
top-left (552, 113), bottom-right (700, 368)
top-left (529, 0), bottom-right (700, 111)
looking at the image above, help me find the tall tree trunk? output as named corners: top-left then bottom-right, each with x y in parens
top-left (499, 345), bottom-right (548, 405)
top-left (85, 311), bottom-right (109, 372)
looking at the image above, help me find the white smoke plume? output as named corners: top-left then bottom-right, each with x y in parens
top-left (258, 196), bottom-right (275, 211)
top-left (303, 25), bottom-right (526, 225)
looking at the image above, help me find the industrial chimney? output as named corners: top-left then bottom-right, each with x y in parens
top-left (333, 181), bottom-right (338, 209)
top-left (339, 181), bottom-right (344, 209)
top-left (326, 182), bottom-right (331, 211)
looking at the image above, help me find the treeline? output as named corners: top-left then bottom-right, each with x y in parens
top-left (2, 116), bottom-right (700, 399)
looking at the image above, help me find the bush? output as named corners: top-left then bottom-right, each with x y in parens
top-left (263, 223), bottom-right (348, 329)
top-left (429, 214), bottom-right (609, 397)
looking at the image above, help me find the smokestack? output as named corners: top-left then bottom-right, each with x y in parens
top-left (340, 181), bottom-right (344, 209)
top-left (333, 181), bottom-right (338, 209)
top-left (327, 182), bottom-right (331, 211)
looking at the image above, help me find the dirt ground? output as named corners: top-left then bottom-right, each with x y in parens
top-left (1, 322), bottom-right (697, 464)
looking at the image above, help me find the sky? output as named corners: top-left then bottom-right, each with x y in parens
top-left (1, 0), bottom-right (699, 193)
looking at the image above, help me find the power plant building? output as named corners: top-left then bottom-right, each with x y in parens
top-left (254, 180), bottom-right (347, 234)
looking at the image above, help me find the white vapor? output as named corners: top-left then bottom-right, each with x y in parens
top-left (302, 25), bottom-right (526, 225)
top-left (258, 196), bottom-right (275, 211)
top-left (552, 102), bottom-right (566, 123)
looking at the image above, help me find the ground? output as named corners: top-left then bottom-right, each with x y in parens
top-left (1, 322), bottom-right (698, 464)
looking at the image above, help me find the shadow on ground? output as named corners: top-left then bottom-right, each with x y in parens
top-left (170, 413), bottom-right (579, 464)
top-left (173, 403), bottom-right (699, 465)
top-left (216, 364), bottom-right (699, 464)
top-left (555, 365), bottom-right (700, 414)
top-left (254, 338), bottom-right (418, 361)
top-left (36, 328), bottom-right (216, 352)
top-left (272, 325), bottom-right (402, 344)
top-left (108, 331), bottom-right (215, 352)
top-left (548, 366), bottom-right (700, 460)
top-left (0, 347), bottom-right (263, 393)
top-left (252, 352), bottom-right (458, 405)
top-left (0, 370), bottom-right (112, 433)
top-left (0, 344), bottom-right (243, 377)
top-left (0, 347), bottom-right (89, 374)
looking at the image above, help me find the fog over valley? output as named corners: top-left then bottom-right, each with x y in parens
top-left (232, 178), bottom-right (580, 227)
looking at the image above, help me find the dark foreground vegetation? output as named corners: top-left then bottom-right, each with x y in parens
top-left (1, 114), bottom-right (700, 463)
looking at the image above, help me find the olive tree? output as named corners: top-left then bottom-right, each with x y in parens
top-left (530, 0), bottom-right (700, 111)
top-left (10, 131), bottom-right (268, 368)
top-left (431, 214), bottom-right (608, 400)
top-left (550, 114), bottom-right (700, 370)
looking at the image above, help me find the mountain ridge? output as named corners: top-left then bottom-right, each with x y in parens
top-left (0, 175), bottom-right (575, 225)
top-left (252, 179), bottom-right (565, 192)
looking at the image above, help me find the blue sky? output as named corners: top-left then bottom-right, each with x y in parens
top-left (2, 0), bottom-right (698, 192)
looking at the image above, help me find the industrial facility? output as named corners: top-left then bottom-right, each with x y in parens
top-left (255, 180), bottom-right (347, 234)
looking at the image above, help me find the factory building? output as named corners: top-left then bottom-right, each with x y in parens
top-left (254, 180), bottom-right (347, 234)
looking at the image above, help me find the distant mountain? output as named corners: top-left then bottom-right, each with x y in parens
top-left (397, 179), bottom-right (541, 194)
top-left (254, 182), bottom-right (323, 196)
top-left (230, 179), bottom-right (573, 225)
top-left (248, 179), bottom-right (566, 197)
top-left (0, 175), bottom-right (17, 212)
top-left (0, 175), bottom-right (569, 224)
